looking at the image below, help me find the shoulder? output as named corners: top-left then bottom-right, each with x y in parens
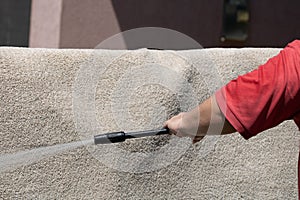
top-left (287, 39), bottom-right (300, 49)
top-left (279, 40), bottom-right (300, 60)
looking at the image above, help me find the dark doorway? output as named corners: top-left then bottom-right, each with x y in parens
top-left (0, 0), bottom-right (32, 47)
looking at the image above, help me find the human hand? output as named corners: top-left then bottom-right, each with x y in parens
top-left (163, 112), bottom-right (204, 144)
top-left (164, 96), bottom-right (235, 144)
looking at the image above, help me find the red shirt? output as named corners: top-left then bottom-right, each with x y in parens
top-left (215, 40), bottom-right (300, 198)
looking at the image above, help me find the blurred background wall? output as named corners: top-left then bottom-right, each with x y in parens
top-left (1, 0), bottom-right (300, 48)
top-left (0, 0), bottom-right (31, 47)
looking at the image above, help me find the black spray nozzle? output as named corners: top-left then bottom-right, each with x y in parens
top-left (94, 128), bottom-right (169, 145)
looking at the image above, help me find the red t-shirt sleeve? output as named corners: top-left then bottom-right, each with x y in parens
top-left (215, 40), bottom-right (300, 139)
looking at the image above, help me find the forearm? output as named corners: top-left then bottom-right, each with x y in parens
top-left (164, 95), bottom-right (236, 143)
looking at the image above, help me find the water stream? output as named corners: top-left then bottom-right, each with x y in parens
top-left (0, 139), bottom-right (93, 173)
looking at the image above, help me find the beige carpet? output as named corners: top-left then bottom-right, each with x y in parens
top-left (0, 47), bottom-right (298, 199)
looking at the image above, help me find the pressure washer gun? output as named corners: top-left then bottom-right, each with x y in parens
top-left (94, 128), bottom-right (169, 145)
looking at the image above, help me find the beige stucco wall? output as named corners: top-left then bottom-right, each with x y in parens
top-left (29, 0), bottom-right (122, 48)
top-left (0, 47), bottom-right (299, 199)
top-left (29, 0), bottom-right (63, 48)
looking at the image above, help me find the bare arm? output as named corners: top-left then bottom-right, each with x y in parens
top-left (164, 95), bottom-right (236, 143)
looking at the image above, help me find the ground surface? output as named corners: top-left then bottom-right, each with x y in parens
top-left (0, 47), bottom-right (298, 199)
